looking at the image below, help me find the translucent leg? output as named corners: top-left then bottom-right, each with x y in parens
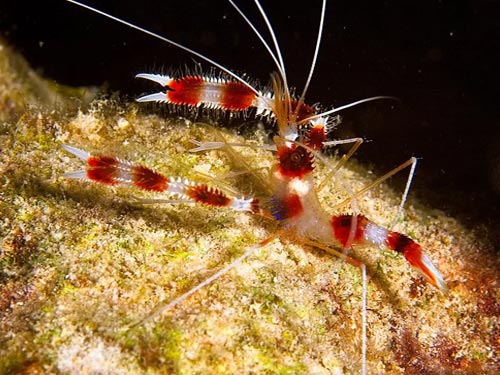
top-left (127, 234), bottom-right (278, 329)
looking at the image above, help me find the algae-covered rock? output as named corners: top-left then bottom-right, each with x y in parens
top-left (0, 38), bottom-right (499, 374)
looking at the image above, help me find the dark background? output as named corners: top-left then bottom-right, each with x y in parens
top-left (1, 0), bottom-right (498, 228)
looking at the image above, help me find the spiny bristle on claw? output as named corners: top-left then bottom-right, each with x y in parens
top-left (136, 73), bottom-right (259, 111)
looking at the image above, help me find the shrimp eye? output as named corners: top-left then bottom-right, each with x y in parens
top-left (277, 145), bottom-right (314, 178)
top-left (291, 152), bottom-right (302, 163)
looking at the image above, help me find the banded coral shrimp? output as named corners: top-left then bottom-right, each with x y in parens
top-left (25, 0), bottom-right (449, 373)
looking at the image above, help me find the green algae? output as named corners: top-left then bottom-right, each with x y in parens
top-left (0, 38), bottom-right (499, 375)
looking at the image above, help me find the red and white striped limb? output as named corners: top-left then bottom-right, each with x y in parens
top-left (331, 214), bottom-right (448, 294)
top-left (135, 73), bottom-right (327, 133)
top-left (136, 73), bottom-right (272, 113)
top-left (62, 144), bottom-right (261, 214)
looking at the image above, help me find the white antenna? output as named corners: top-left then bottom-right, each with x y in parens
top-left (252, 0), bottom-right (291, 100)
top-left (301, 96), bottom-right (399, 124)
top-left (65, 0), bottom-right (259, 94)
top-left (294, 0), bottom-right (327, 119)
top-left (226, 0), bottom-right (286, 82)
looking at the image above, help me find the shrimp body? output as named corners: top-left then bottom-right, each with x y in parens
top-left (62, 1), bottom-right (448, 373)
top-left (263, 77), bottom-right (448, 293)
top-left (62, 3), bottom-right (447, 293)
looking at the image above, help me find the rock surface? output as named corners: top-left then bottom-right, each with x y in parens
top-left (1, 38), bottom-right (499, 374)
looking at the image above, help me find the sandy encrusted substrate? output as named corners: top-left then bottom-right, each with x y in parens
top-left (1, 39), bottom-right (499, 374)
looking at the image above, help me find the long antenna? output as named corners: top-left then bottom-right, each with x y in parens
top-left (65, 0), bottom-right (259, 94)
top-left (226, 0), bottom-right (286, 82)
top-left (294, 0), bottom-right (327, 120)
top-left (252, 0), bottom-right (291, 101)
top-left (301, 96), bottom-right (399, 124)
